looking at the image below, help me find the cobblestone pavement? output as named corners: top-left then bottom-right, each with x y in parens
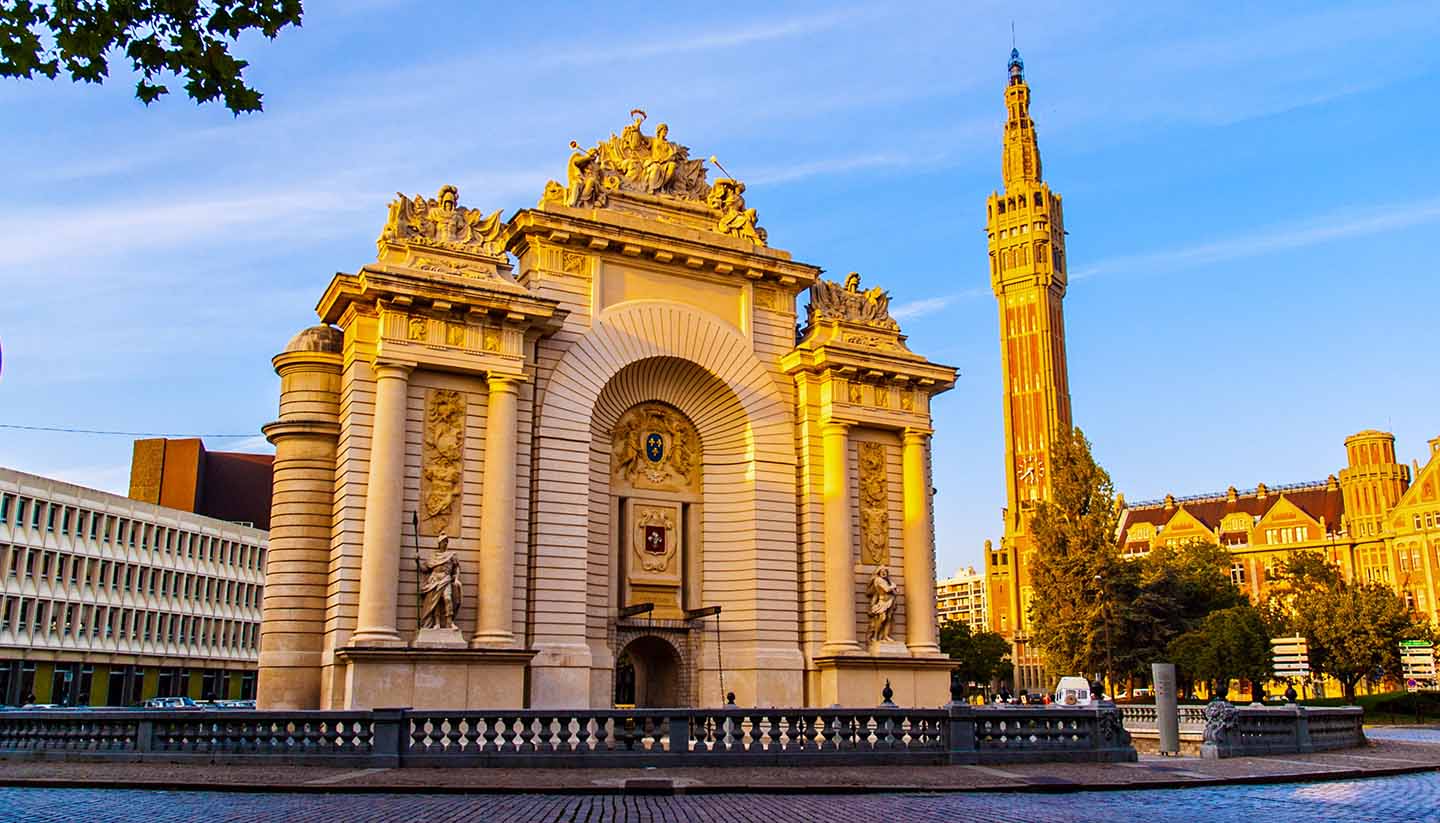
top-left (3, 772), bottom-right (1440, 823)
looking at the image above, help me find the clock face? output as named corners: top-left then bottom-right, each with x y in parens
top-left (1017, 454), bottom-right (1046, 483)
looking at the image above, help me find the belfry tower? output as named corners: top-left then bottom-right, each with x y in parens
top-left (983, 48), bottom-right (1073, 691)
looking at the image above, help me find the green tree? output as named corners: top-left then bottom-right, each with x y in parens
top-left (939, 620), bottom-right (1014, 697)
top-left (1, 1), bottom-right (303, 113)
top-left (1119, 539), bottom-right (1242, 680)
top-left (1166, 603), bottom-right (1272, 701)
top-left (1028, 427), bottom-right (1121, 683)
top-left (1259, 550), bottom-right (1344, 636)
top-left (1296, 581), bottom-right (1430, 703)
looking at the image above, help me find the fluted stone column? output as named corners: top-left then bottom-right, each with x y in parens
top-left (473, 374), bottom-right (520, 647)
top-left (822, 421), bottom-right (860, 654)
top-left (350, 362), bottom-right (412, 647)
top-left (257, 328), bottom-right (342, 709)
top-left (902, 428), bottom-right (941, 655)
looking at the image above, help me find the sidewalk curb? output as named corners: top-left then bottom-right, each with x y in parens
top-left (0, 762), bottom-right (1434, 796)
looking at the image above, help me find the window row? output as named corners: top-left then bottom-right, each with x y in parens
top-left (1263, 526), bottom-right (1311, 545)
top-left (0, 596), bottom-right (259, 650)
top-left (1412, 511), bottom-right (1440, 531)
top-left (2, 546), bottom-right (261, 609)
top-left (0, 493), bottom-right (263, 571)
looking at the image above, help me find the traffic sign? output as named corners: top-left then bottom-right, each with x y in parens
top-left (1400, 641), bottom-right (1435, 688)
top-left (1272, 635), bottom-right (1310, 678)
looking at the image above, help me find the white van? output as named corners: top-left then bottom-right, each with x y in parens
top-left (1053, 676), bottom-right (1092, 706)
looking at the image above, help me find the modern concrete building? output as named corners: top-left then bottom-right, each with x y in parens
top-left (936, 565), bottom-right (988, 632)
top-left (0, 467), bottom-right (266, 706)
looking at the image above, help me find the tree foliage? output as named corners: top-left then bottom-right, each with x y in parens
top-left (1, 1), bottom-right (303, 113)
top-left (1118, 539), bottom-right (1243, 678)
top-left (1027, 427), bottom-right (1120, 682)
top-left (1296, 581), bottom-right (1430, 703)
top-left (1166, 602), bottom-right (1272, 700)
top-left (1028, 427), bottom-right (1245, 687)
top-left (940, 620), bottom-right (1013, 696)
top-left (1262, 551), bottom-right (1430, 703)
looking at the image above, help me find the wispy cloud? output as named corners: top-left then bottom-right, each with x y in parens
top-left (1073, 197), bottom-right (1440, 281)
top-left (891, 287), bottom-right (990, 320)
top-left (747, 152), bottom-right (928, 186)
top-left (539, 7), bottom-right (873, 68)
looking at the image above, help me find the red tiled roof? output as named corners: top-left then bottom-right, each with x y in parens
top-left (1120, 482), bottom-right (1344, 544)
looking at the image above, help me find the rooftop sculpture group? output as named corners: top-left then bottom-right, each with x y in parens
top-left (807, 271), bottom-right (898, 330)
top-left (545, 110), bottom-right (767, 246)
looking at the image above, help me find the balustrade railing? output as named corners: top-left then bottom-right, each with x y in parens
top-left (0, 704), bottom-right (1134, 768)
top-left (1121, 702), bottom-right (1365, 758)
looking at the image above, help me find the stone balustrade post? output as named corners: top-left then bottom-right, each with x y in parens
top-left (946, 703), bottom-right (977, 764)
top-left (370, 707), bottom-right (408, 768)
top-left (1294, 705), bottom-right (1313, 753)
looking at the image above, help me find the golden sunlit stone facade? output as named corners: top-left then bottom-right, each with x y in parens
top-left (982, 49), bottom-right (1074, 692)
top-left (1119, 431), bottom-right (1440, 623)
top-left (258, 113), bottom-right (958, 711)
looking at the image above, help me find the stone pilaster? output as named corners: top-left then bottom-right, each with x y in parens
top-left (257, 329), bottom-right (342, 710)
top-left (822, 421), bottom-right (859, 654)
top-left (350, 362), bottom-right (413, 647)
top-left (473, 373), bottom-right (520, 647)
top-left (902, 428), bottom-right (941, 656)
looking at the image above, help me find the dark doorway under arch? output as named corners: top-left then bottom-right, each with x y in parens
top-left (615, 635), bottom-right (682, 708)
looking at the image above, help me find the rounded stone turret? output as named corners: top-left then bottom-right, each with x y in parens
top-left (283, 325), bottom-right (343, 355)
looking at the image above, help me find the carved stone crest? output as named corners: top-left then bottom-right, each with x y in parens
top-left (858, 442), bottom-right (890, 566)
top-left (807, 272), bottom-right (899, 330)
top-left (612, 403), bottom-right (699, 493)
top-left (381, 185), bottom-right (505, 258)
top-left (632, 505), bottom-right (679, 574)
top-left (421, 389), bottom-right (465, 535)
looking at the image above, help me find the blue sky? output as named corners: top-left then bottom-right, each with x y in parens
top-left (2, 0), bottom-right (1438, 578)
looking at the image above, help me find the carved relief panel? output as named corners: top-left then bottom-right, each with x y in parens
top-left (624, 499), bottom-right (685, 618)
top-left (857, 441), bottom-right (890, 566)
top-left (420, 389), bottom-right (465, 536)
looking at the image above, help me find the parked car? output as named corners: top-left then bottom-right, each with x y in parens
top-left (144, 696), bottom-right (200, 709)
top-left (1053, 676), bottom-right (1093, 706)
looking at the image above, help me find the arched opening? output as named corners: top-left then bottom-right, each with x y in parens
top-left (616, 635), bottom-right (682, 707)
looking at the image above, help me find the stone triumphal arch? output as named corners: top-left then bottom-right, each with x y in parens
top-left (258, 113), bottom-right (958, 711)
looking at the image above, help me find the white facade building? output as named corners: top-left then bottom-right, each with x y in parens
top-left (0, 467), bottom-right (266, 706)
top-left (936, 566), bottom-right (988, 633)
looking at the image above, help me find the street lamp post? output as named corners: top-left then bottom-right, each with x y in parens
top-left (1094, 572), bottom-right (1113, 697)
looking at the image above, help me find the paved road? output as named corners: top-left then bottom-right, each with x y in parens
top-left (5, 771), bottom-right (1440, 823)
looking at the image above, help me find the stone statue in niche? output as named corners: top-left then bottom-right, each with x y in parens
top-left (858, 442), bottom-right (890, 566)
top-left (807, 272), bottom-right (899, 331)
top-left (418, 531), bottom-right (463, 630)
top-left (868, 567), bottom-right (897, 643)
top-left (421, 389), bottom-right (465, 535)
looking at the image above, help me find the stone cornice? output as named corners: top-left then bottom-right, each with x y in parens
top-left (504, 207), bottom-right (820, 292)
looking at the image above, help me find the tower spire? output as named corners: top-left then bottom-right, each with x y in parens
top-left (1002, 48), bottom-right (1040, 188)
